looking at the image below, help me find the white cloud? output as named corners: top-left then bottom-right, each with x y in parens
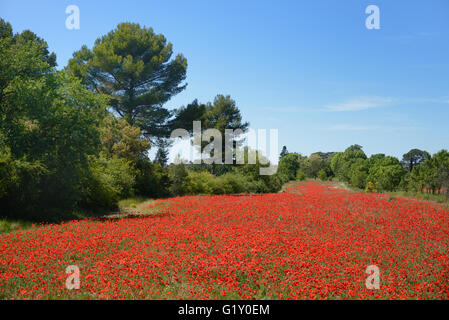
top-left (328, 124), bottom-right (379, 131)
top-left (325, 97), bottom-right (395, 112)
top-left (327, 124), bottom-right (424, 132)
top-left (265, 95), bottom-right (449, 115)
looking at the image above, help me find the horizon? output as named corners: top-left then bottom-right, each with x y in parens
top-left (2, 0), bottom-right (449, 160)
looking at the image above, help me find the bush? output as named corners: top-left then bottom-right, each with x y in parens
top-left (365, 181), bottom-right (377, 193)
top-left (220, 173), bottom-right (253, 194)
top-left (135, 161), bottom-right (170, 198)
top-left (79, 155), bottom-right (137, 210)
top-left (182, 172), bottom-right (216, 195)
top-left (179, 169), bottom-right (282, 196)
top-left (318, 169), bottom-right (327, 181)
top-left (278, 153), bottom-right (300, 180)
top-left (351, 170), bottom-right (368, 189)
top-left (0, 146), bottom-right (49, 219)
top-left (296, 170), bottom-right (306, 181)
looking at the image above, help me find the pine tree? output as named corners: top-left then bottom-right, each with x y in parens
top-left (280, 146), bottom-right (289, 159)
top-left (66, 22), bottom-right (187, 141)
top-left (154, 139), bottom-right (170, 167)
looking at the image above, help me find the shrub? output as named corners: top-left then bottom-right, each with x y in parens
top-left (135, 161), bottom-right (170, 198)
top-left (365, 181), bottom-right (377, 193)
top-left (296, 170), bottom-right (306, 181)
top-left (182, 172), bottom-right (215, 195)
top-left (169, 164), bottom-right (189, 196)
top-left (351, 170), bottom-right (368, 189)
top-left (318, 169), bottom-right (327, 181)
top-left (220, 173), bottom-right (252, 194)
top-left (278, 153), bottom-right (300, 180)
top-left (79, 155), bottom-right (137, 210)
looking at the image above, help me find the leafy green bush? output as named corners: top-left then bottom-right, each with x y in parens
top-left (0, 146), bottom-right (48, 218)
top-left (318, 169), bottom-right (327, 181)
top-left (278, 153), bottom-right (300, 180)
top-left (351, 170), bottom-right (368, 189)
top-left (182, 172), bottom-right (215, 195)
top-left (135, 161), bottom-right (170, 198)
top-left (365, 181), bottom-right (377, 193)
top-left (220, 172), bottom-right (253, 194)
top-left (296, 170), bottom-right (306, 181)
top-left (367, 157), bottom-right (407, 191)
top-left (79, 155), bottom-right (137, 210)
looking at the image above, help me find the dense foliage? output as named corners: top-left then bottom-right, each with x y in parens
top-left (279, 144), bottom-right (448, 196)
top-left (0, 20), bottom-right (282, 222)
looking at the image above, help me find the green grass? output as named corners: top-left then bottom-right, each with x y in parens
top-left (106, 197), bottom-right (171, 219)
top-left (117, 196), bottom-right (149, 210)
top-left (332, 181), bottom-right (449, 207)
top-left (0, 219), bottom-right (34, 233)
top-left (386, 190), bottom-right (449, 206)
top-left (0, 196), bottom-right (164, 234)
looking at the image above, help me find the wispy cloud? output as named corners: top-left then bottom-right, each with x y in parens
top-left (325, 97), bottom-right (395, 112)
top-left (327, 124), bottom-right (424, 132)
top-left (263, 106), bottom-right (315, 113)
top-left (265, 95), bottom-right (449, 115)
top-left (328, 124), bottom-right (379, 131)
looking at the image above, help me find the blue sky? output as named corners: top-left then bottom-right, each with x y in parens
top-left (1, 0), bottom-right (449, 160)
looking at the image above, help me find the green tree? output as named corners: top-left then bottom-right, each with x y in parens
top-left (169, 99), bottom-right (207, 132)
top-left (401, 149), bottom-right (429, 172)
top-left (330, 145), bottom-right (367, 182)
top-left (234, 147), bottom-right (283, 193)
top-left (200, 95), bottom-right (249, 174)
top-left (301, 153), bottom-right (328, 179)
top-left (154, 138), bottom-right (170, 167)
top-left (367, 156), bottom-right (407, 191)
top-left (429, 150), bottom-right (449, 194)
top-left (349, 158), bottom-right (369, 189)
top-left (317, 169), bottom-right (327, 181)
top-left (99, 116), bottom-right (150, 164)
top-left (169, 163), bottom-right (188, 196)
top-left (66, 22), bottom-right (187, 140)
top-left (0, 20), bottom-right (108, 219)
top-left (296, 169), bottom-right (306, 181)
top-left (280, 146), bottom-right (289, 159)
top-left (278, 153), bottom-right (301, 180)
top-left (170, 95), bottom-right (249, 175)
top-left (408, 151), bottom-right (449, 194)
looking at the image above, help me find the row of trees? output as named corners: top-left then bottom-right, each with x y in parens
top-left (278, 145), bottom-right (449, 195)
top-left (278, 148), bottom-right (334, 182)
top-left (0, 20), bottom-right (281, 221)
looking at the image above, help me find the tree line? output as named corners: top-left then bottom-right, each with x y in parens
top-left (278, 145), bottom-right (449, 196)
top-left (0, 20), bottom-right (283, 222)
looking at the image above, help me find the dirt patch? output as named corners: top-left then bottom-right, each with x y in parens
top-left (103, 200), bottom-right (171, 220)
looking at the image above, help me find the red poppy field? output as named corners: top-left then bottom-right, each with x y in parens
top-left (1, 181), bottom-right (448, 300)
